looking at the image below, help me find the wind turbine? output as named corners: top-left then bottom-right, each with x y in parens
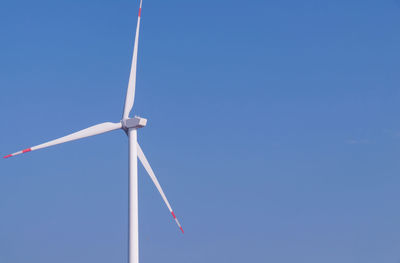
top-left (3, 1), bottom-right (183, 262)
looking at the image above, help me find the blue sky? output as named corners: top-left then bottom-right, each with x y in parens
top-left (1, 0), bottom-right (400, 262)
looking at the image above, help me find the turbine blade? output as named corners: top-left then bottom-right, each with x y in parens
top-left (122, 0), bottom-right (143, 119)
top-left (137, 143), bottom-right (184, 233)
top-left (4, 122), bottom-right (122, 158)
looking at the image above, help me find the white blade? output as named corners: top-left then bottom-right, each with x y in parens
top-left (4, 122), bottom-right (122, 158)
top-left (123, 0), bottom-right (143, 120)
top-left (137, 143), bottom-right (184, 233)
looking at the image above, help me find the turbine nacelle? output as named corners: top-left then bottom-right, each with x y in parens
top-left (122, 116), bottom-right (147, 131)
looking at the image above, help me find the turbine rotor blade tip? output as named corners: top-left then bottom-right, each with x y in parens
top-left (4, 148), bottom-right (31, 159)
top-left (171, 211), bottom-right (184, 234)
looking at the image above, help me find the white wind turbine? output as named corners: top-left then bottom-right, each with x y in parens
top-left (3, 1), bottom-right (183, 262)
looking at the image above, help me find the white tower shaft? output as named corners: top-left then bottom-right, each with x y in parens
top-left (129, 128), bottom-right (139, 263)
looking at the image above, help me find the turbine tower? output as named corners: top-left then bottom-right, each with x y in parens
top-left (3, 1), bottom-right (183, 262)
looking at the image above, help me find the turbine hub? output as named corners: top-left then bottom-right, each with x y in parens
top-left (122, 116), bottom-right (147, 130)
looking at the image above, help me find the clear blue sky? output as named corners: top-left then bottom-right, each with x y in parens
top-left (1, 0), bottom-right (400, 262)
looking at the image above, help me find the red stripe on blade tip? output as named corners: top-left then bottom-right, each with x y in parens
top-left (138, 8), bottom-right (142, 17)
top-left (3, 154), bottom-right (12, 159)
top-left (180, 227), bottom-right (184, 234)
top-left (22, 148), bottom-right (31, 153)
top-left (171, 211), bottom-right (176, 219)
